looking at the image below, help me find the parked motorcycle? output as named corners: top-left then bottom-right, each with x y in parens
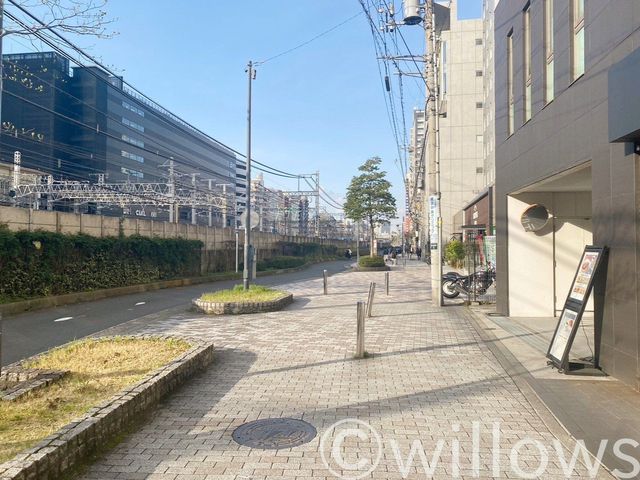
top-left (441, 265), bottom-right (495, 299)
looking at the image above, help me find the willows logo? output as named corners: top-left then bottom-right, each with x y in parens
top-left (319, 419), bottom-right (640, 479)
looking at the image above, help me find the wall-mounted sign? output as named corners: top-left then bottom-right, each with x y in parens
top-left (547, 246), bottom-right (607, 372)
top-left (521, 204), bottom-right (549, 232)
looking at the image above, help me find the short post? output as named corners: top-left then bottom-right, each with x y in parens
top-left (385, 271), bottom-right (389, 295)
top-left (366, 282), bottom-right (376, 317)
top-left (356, 301), bottom-right (365, 359)
top-left (323, 269), bottom-right (328, 295)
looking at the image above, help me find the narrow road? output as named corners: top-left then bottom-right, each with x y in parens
top-left (1, 260), bottom-right (352, 365)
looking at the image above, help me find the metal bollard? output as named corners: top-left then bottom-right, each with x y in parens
top-left (385, 271), bottom-right (390, 295)
top-left (366, 282), bottom-right (376, 317)
top-left (356, 301), bottom-right (365, 358)
top-left (323, 269), bottom-right (328, 295)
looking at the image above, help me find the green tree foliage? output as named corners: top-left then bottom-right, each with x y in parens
top-left (445, 239), bottom-right (466, 268)
top-left (343, 157), bottom-right (397, 256)
top-left (0, 225), bottom-right (202, 302)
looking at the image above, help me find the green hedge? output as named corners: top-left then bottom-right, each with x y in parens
top-left (358, 255), bottom-right (385, 268)
top-left (256, 256), bottom-right (306, 272)
top-left (0, 226), bottom-right (202, 302)
top-left (276, 242), bottom-right (338, 258)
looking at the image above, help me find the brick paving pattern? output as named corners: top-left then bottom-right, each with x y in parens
top-left (81, 261), bottom-right (611, 479)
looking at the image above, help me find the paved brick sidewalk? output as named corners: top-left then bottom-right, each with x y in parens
top-left (81, 261), bottom-right (612, 479)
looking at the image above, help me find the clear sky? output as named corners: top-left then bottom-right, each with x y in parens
top-left (6, 0), bottom-right (482, 221)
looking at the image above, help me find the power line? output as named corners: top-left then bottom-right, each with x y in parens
top-left (4, 0), bottom-right (305, 181)
top-left (256, 11), bottom-right (363, 65)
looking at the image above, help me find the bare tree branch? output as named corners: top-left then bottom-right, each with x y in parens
top-left (1, 0), bottom-right (117, 39)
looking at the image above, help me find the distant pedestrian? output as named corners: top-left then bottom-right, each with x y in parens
top-left (417, 247), bottom-right (422, 260)
top-left (391, 249), bottom-right (397, 265)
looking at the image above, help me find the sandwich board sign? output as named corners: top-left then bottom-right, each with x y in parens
top-left (547, 246), bottom-right (607, 372)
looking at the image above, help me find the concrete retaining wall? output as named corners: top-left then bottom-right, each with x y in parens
top-left (0, 206), bottom-right (351, 253)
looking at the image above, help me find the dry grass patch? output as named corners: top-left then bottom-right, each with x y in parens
top-left (0, 336), bottom-right (191, 464)
top-left (199, 284), bottom-right (286, 303)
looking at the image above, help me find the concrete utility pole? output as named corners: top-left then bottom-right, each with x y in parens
top-left (243, 61), bottom-right (255, 290)
top-left (425, 0), bottom-right (443, 306)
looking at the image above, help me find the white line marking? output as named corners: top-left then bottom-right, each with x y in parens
top-left (54, 316), bottom-right (73, 322)
top-left (135, 302), bottom-right (146, 306)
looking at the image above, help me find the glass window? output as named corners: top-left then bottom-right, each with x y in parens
top-left (121, 150), bottom-right (144, 163)
top-left (122, 117), bottom-right (144, 133)
top-left (121, 167), bottom-right (144, 179)
top-left (544, 0), bottom-right (555, 103)
top-left (121, 134), bottom-right (144, 148)
top-left (122, 100), bottom-right (145, 117)
top-left (507, 31), bottom-right (514, 136)
top-left (523, 4), bottom-right (532, 122)
top-left (572, 0), bottom-right (585, 79)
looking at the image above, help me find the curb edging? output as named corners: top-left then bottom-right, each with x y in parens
top-left (193, 293), bottom-right (294, 315)
top-left (0, 336), bottom-right (214, 480)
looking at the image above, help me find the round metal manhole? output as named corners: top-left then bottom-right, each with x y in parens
top-left (232, 418), bottom-right (317, 449)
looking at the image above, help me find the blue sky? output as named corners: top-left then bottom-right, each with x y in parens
top-left (6, 0), bottom-right (482, 221)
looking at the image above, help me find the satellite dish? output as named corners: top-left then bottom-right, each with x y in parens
top-left (239, 211), bottom-right (260, 230)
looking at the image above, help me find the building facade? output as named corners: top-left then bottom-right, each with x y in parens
top-left (433, 1), bottom-right (485, 240)
top-left (495, 0), bottom-right (640, 389)
top-left (1, 52), bottom-right (239, 225)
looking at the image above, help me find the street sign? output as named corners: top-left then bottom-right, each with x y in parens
top-left (429, 195), bottom-right (438, 247)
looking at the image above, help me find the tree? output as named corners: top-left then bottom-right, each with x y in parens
top-left (344, 157), bottom-right (397, 256)
top-left (1, 0), bottom-right (116, 40)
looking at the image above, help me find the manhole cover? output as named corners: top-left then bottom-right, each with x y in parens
top-left (232, 418), bottom-right (317, 449)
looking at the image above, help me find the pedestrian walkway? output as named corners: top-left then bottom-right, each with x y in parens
top-left (81, 260), bottom-right (614, 479)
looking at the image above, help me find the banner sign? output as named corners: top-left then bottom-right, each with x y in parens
top-left (547, 246), bottom-right (607, 371)
top-left (429, 195), bottom-right (438, 248)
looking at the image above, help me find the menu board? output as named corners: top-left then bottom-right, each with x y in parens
top-left (548, 309), bottom-right (579, 361)
top-left (568, 251), bottom-right (600, 302)
top-left (547, 246), bottom-right (606, 370)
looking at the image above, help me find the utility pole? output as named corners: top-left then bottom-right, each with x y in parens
top-left (168, 158), bottom-right (176, 223)
top-left (315, 171), bottom-right (320, 237)
top-left (426, 0), bottom-right (443, 306)
top-left (243, 61), bottom-right (255, 290)
top-left (191, 173), bottom-right (198, 225)
top-left (222, 184), bottom-right (228, 227)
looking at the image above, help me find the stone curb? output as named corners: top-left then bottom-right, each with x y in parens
top-left (0, 335), bottom-right (214, 480)
top-left (193, 293), bottom-right (294, 315)
top-left (352, 265), bottom-right (390, 271)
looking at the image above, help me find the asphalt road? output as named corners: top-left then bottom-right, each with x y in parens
top-left (0, 260), bottom-right (353, 366)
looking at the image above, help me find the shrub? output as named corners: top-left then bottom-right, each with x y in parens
top-left (445, 239), bottom-right (466, 267)
top-left (0, 227), bottom-right (202, 302)
top-left (256, 256), bottom-right (306, 271)
top-left (358, 255), bottom-right (385, 268)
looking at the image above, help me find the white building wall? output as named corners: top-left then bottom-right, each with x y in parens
top-left (437, 1), bottom-right (484, 239)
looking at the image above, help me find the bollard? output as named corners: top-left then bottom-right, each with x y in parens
top-left (356, 301), bottom-right (365, 358)
top-left (366, 282), bottom-right (376, 317)
top-left (385, 271), bottom-right (390, 295)
top-left (323, 269), bottom-right (328, 295)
